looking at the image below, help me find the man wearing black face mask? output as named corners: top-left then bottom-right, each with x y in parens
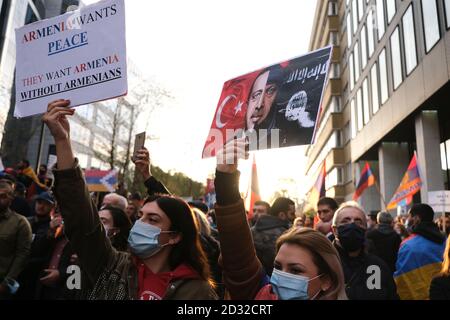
top-left (331, 201), bottom-right (398, 300)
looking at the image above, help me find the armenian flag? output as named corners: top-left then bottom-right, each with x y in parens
top-left (353, 162), bottom-right (376, 200)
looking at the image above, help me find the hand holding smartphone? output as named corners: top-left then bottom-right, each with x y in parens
top-left (132, 132), bottom-right (146, 162)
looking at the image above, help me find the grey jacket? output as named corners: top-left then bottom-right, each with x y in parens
top-left (0, 208), bottom-right (32, 285)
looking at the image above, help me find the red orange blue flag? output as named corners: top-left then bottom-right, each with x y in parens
top-left (247, 155), bottom-right (261, 220)
top-left (386, 153), bottom-right (422, 210)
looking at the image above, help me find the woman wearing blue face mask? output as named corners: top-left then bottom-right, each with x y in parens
top-left (42, 100), bottom-right (217, 300)
top-left (213, 138), bottom-right (347, 300)
top-left (257, 228), bottom-right (347, 300)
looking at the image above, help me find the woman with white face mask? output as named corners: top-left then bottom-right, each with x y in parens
top-left (214, 138), bottom-right (347, 300)
top-left (43, 100), bottom-right (217, 300)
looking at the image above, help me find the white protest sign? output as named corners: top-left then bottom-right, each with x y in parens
top-left (0, 157), bottom-right (4, 171)
top-left (428, 190), bottom-right (450, 213)
top-left (46, 154), bottom-right (57, 179)
top-left (14, 0), bottom-right (127, 118)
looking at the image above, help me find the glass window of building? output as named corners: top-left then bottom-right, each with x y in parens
top-left (349, 52), bottom-right (355, 91)
top-left (343, 123), bottom-right (351, 144)
top-left (330, 31), bottom-right (339, 46)
top-left (367, 9), bottom-right (375, 57)
top-left (379, 49), bottom-right (389, 104)
top-left (355, 40), bottom-right (361, 81)
top-left (371, 62), bottom-right (380, 114)
top-left (363, 78), bottom-right (370, 124)
top-left (358, 0), bottom-right (364, 22)
top-left (445, 0), bottom-right (450, 29)
top-left (325, 167), bottom-right (344, 189)
top-left (421, 0), bottom-right (440, 52)
top-left (352, 0), bottom-right (358, 34)
top-left (344, 162), bottom-right (353, 183)
top-left (402, 5), bottom-right (418, 75)
top-left (390, 27), bottom-right (403, 90)
top-left (357, 88), bottom-right (364, 131)
top-left (330, 63), bottom-right (341, 79)
top-left (386, 0), bottom-right (396, 23)
top-left (328, 1), bottom-right (338, 16)
top-left (334, 96), bottom-right (342, 112)
top-left (347, 13), bottom-right (353, 47)
top-left (361, 24), bottom-right (368, 70)
top-left (376, 0), bottom-right (385, 40)
top-left (351, 100), bottom-right (357, 138)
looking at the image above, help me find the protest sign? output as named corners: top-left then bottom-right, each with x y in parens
top-left (14, 0), bottom-right (127, 118)
top-left (202, 46), bottom-right (332, 158)
top-left (428, 190), bottom-right (450, 213)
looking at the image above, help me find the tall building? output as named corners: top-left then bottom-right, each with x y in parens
top-left (306, 0), bottom-right (450, 215)
top-left (0, 0), bottom-right (29, 143)
top-left (305, 0), bottom-right (346, 208)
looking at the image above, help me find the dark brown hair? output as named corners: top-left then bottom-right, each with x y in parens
top-left (144, 195), bottom-right (213, 286)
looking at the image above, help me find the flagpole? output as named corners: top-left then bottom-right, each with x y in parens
top-left (374, 180), bottom-right (387, 210)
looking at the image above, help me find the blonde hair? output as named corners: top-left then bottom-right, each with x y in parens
top-left (276, 228), bottom-right (347, 300)
top-left (440, 236), bottom-right (450, 276)
top-left (192, 207), bottom-right (211, 236)
top-left (332, 201), bottom-right (367, 227)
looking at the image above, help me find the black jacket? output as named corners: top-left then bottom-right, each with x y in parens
top-left (412, 221), bottom-right (446, 244)
top-left (11, 196), bottom-right (31, 217)
top-left (430, 275), bottom-right (450, 300)
top-left (15, 216), bottom-right (54, 299)
top-left (366, 224), bottom-right (401, 273)
top-left (251, 215), bottom-right (289, 276)
top-left (35, 237), bottom-right (76, 300)
top-left (334, 242), bottom-right (399, 300)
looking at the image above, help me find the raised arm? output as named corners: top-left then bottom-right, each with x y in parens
top-left (133, 147), bottom-right (170, 195)
top-left (43, 100), bottom-right (114, 285)
top-left (214, 138), bottom-right (265, 300)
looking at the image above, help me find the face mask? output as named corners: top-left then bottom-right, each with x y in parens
top-left (128, 220), bottom-right (173, 259)
top-left (270, 268), bottom-right (322, 300)
top-left (337, 223), bottom-right (366, 252)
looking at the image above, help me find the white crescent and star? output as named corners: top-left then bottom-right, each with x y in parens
top-left (215, 95), bottom-right (243, 129)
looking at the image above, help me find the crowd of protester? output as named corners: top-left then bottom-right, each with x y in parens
top-left (0, 100), bottom-right (449, 300)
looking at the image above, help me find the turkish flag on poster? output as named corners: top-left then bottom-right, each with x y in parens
top-left (202, 70), bottom-right (261, 158)
top-left (202, 46), bottom-right (332, 158)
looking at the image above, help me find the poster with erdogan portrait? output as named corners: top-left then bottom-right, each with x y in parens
top-left (202, 46), bottom-right (332, 158)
